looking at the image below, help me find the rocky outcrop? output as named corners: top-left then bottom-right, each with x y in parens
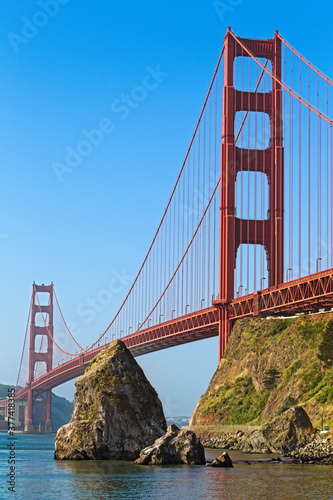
top-left (199, 407), bottom-right (315, 455)
top-left (207, 452), bottom-right (233, 467)
top-left (54, 340), bottom-right (166, 460)
top-left (134, 424), bottom-right (206, 465)
top-left (190, 314), bottom-right (333, 428)
top-left (241, 406), bottom-right (313, 454)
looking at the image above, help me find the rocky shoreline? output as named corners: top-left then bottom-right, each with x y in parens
top-left (53, 340), bottom-right (332, 467)
top-left (193, 406), bottom-right (333, 464)
top-left (288, 435), bottom-right (333, 464)
top-left (201, 429), bottom-right (333, 465)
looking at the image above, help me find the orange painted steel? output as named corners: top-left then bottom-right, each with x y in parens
top-left (8, 30), bottom-right (333, 428)
top-left (229, 268), bottom-right (333, 319)
top-left (14, 306), bottom-right (220, 399)
top-left (231, 30), bottom-right (333, 126)
top-left (125, 306), bottom-right (219, 355)
top-left (26, 283), bottom-right (54, 432)
top-left (218, 29), bottom-right (284, 361)
top-left (277, 34), bottom-right (333, 87)
top-left (10, 269), bottom-right (333, 406)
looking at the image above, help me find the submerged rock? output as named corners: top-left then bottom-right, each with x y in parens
top-left (54, 340), bottom-right (166, 460)
top-left (207, 451), bottom-right (233, 467)
top-left (134, 424), bottom-right (206, 465)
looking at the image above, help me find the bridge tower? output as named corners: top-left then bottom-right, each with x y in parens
top-left (217, 29), bottom-right (284, 361)
top-left (25, 283), bottom-right (54, 432)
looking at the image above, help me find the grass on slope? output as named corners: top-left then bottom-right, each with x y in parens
top-left (193, 313), bottom-right (333, 427)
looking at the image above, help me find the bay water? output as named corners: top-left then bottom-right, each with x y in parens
top-left (0, 433), bottom-right (332, 499)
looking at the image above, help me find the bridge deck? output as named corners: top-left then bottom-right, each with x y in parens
top-left (9, 268), bottom-right (333, 403)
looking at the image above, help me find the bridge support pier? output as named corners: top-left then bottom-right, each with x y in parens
top-left (25, 385), bottom-right (34, 432)
top-left (45, 390), bottom-right (52, 432)
top-left (217, 304), bottom-right (231, 363)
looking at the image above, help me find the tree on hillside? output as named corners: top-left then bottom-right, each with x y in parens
top-left (318, 320), bottom-right (333, 367)
top-left (263, 368), bottom-right (281, 389)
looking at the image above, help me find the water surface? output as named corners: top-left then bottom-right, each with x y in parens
top-left (0, 434), bottom-right (332, 499)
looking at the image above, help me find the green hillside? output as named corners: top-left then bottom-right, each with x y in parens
top-left (190, 312), bottom-right (333, 429)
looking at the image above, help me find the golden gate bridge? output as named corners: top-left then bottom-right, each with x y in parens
top-left (2, 28), bottom-right (333, 431)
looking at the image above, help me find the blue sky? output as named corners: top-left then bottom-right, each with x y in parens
top-left (1, 0), bottom-right (333, 416)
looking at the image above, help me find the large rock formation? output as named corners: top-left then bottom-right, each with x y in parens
top-left (134, 424), bottom-right (206, 465)
top-left (54, 340), bottom-right (166, 460)
top-left (196, 406), bottom-right (315, 455)
top-left (241, 406), bottom-right (313, 453)
top-left (190, 314), bottom-right (333, 428)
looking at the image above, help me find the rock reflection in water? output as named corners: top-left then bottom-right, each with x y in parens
top-left (54, 454), bottom-right (333, 500)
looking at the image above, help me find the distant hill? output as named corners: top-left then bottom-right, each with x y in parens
top-left (51, 392), bottom-right (73, 431)
top-left (191, 312), bottom-right (333, 429)
top-left (0, 384), bottom-right (73, 431)
top-left (0, 384), bottom-right (22, 399)
top-left (166, 416), bottom-right (190, 427)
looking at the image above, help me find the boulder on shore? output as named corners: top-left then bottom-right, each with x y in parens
top-left (288, 433), bottom-right (333, 464)
top-left (241, 406), bottom-right (313, 454)
top-left (54, 340), bottom-right (167, 460)
top-left (134, 424), bottom-right (206, 465)
top-left (207, 452), bottom-right (233, 468)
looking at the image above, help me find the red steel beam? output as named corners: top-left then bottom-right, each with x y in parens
top-left (12, 269), bottom-right (333, 403)
top-left (15, 307), bottom-right (220, 400)
top-left (225, 268), bottom-right (333, 319)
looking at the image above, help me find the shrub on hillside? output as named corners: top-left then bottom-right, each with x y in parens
top-left (318, 320), bottom-right (333, 367)
top-left (269, 319), bottom-right (288, 336)
top-left (298, 319), bottom-right (324, 340)
top-left (263, 368), bottom-right (281, 389)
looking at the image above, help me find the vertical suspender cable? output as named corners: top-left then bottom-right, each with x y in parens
top-left (160, 223), bottom-right (163, 320)
top-left (197, 123), bottom-right (200, 310)
top-left (152, 234), bottom-right (155, 324)
top-left (191, 139), bottom-right (195, 307)
top-left (326, 82), bottom-right (329, 270)
top-left (240, 55), bottom-right (244, 291)
top-left (308, 66), bottom-right (311, 274)
top-left (185, 154), bottom-right (191, 306)
top-left (213, 75), bottom-right (217, 297)
top-left (330, 125), bottom-right (333, 267)
top-left (317, 74), bottom-right (322, 270)
top-left (283, 43), bottom-right (286, 281)
top-left (164, 206), bottom-right (167, 318)
top-left (298, 59), bottom-right (302, 278)
top-left (177, 164), bottom-right (181, 316)
top-left (182, 151), bottom-right (185, 314)
top-left (208, 92), bottom-right (212, 302)
top-left (290, 52), bottom-right (294, 278)
top-left (203, 109), bottom-right (206, 306)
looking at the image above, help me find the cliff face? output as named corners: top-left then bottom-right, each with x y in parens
top-left (55, 340), bottom-right (166, 460)
top-left (190, 313), bottom-right (333, 428)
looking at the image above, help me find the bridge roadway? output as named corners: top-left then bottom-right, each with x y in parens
top-left (14, 268), bottom-right (333, 401)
